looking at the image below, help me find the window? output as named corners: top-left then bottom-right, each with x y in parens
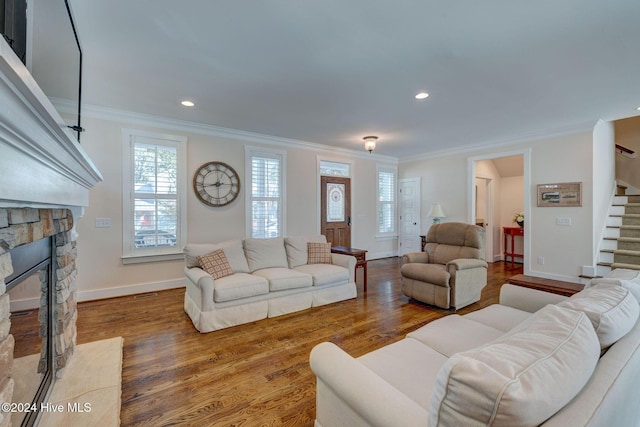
top-left (377, 166), bottom-right (397, 235)
top-left (246, 147), bottom-right (286, 238)
top-left (319, 160), bottom-right (351, 177)
top-left (122, 129), bottom-right (187, 261)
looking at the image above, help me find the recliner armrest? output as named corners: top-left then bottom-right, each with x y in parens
top-left (402, 252), bottom-right (430, 264)
top-left (447, 258), bottom-right (488, 270)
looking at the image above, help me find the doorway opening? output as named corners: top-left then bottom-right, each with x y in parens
top-left (469, 150), bottom-right (530, 271)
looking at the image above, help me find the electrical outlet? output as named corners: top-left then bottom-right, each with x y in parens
top-left (537, 256), bottom-right (545, 265)
top-left (556, 217), bottom-right (571, 226)
top-left (95, 218), bottom-right (112, 228)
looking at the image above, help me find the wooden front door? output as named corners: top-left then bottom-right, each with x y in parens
top-left (321, 176), bottom-right (351, 247)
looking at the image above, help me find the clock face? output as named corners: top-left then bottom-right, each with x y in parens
top-left (193, 162), bottom-right (241, 207)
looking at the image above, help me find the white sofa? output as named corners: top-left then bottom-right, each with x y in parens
top-left (183, 235), bottom-right (357, 333)
top-left (310, 281), bottom-right (640, 426)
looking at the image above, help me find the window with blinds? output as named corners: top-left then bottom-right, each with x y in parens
top-left (377, 166), bottom-right (397, 234)
top-left (246, 147), bottom-right (286, 238)
top-left (122, 130), bottom-right (187, 259)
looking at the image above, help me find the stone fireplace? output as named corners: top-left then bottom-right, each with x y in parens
top-left (0, 208), bottom-right (78, 426)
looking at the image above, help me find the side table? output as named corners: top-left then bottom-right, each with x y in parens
top-left (331, 246), bottom-right (368, 292)
top-left (507, 274), bottom-right (584, 297)
top-left (503, 226), bottom-right (524, 264)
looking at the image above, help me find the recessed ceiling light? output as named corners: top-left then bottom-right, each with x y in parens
top-left (415, 92), bottom-right (429, 100)
top-left (181, 100), bottom-right (195, 107)
top-left (636, 106), bottom-right (640, 111)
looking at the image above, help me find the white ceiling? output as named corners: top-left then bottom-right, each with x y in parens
top-left (65, 0), bottom-right (640, 159)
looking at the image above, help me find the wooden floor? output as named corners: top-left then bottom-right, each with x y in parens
top-left (72, 259), bottom-right (522, 426)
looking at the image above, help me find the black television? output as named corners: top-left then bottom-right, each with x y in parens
top-left (1, 0), bottom-right (83, 141)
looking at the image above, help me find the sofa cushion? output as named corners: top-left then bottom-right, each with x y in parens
top-left (184, 240), bottom-right (250, 273)
top-left (307, 242), bottom-right (332, 264)
top-left (243, 237), bottom-right (289, 272)
top-left (407, 315), bottom-right (503, 357)
top-left (463, 304), bottom-right (531, 332)
top-left (558, 283), bottom-right (639, 349)
top-left (294, 264), bottom-right (349, 287)
top-left (358, 338), bottom-right (448, 411)
top-left (213, 273), bottom-right (269, 303)
top-left (197, 249), bottom-right (234, 280)
top-left (284, 235), bottom-right (327, 268)
top-left (429, 304), bottom-right (600, 427)
top-left (400, 263), bottom-right (449, 287)
top-left (252, 268), bottom-right (313, 291)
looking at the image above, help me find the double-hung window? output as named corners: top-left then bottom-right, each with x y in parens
top-left (377, 165), bottom-right (397, 236)
top-left (246, 147), bottom-right (286, 238)
top-left (122, 129), bottom-right (187, 261)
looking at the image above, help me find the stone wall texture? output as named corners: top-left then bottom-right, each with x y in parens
top-left (0, 208), bottom-right (76, 426)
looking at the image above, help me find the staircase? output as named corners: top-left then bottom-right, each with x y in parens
top-left (598, 194), bottom-right (640, 276)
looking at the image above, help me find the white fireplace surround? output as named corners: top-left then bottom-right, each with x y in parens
top-left (0, 34), bottom-right (102, 427)
top-left (0, 38), bottom-right (102, 212)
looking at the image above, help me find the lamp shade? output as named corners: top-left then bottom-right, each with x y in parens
top-left (428, 203), bottom-right (446, 218)
top-left (363, 136), bottom-right (378, 153)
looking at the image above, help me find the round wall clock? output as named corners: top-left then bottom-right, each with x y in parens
top-left (193, 161), bottom-right (241, 207)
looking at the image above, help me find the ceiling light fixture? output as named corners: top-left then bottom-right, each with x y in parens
top-left (415, 92), bottom-right (429, 100)
top-left (363, 136), bottom-right (378, 153)
top-left (181, 100), bottom-right (195, 107)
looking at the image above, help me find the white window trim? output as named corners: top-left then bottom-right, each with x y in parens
top-left (245, 146), bottom-right (287, 238)
top-left (121, 128), bottom-right (187, 262)
top-left (376, 164), bottom-right (398, 239)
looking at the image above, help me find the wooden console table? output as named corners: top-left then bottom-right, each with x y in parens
top-left (503, 226), bottom-right (524, 264)
top-left (507, 274), bottom-right (584, 297)
top-left (331, 246), bottom-right (368, 292)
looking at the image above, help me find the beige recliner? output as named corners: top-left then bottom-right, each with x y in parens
top-left (401, 222), bottom-right (487, 310)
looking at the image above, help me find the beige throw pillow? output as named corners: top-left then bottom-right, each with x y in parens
top-left (198, 249), bottom-right (234, 280)
top-left (558, 283), bottom-right (639, 349)
top-left (429, 304), bottom-right (600, 427)
top-left (307, 242), bottom-right (332, 264)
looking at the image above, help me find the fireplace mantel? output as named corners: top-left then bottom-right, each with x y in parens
top-left (0, 38), bottom-right (102, 209)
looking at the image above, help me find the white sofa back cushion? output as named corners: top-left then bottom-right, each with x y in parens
top-left (429, 304), bottom-right (600, 427)
top-left (284, 235), bottom-right (327, 268)
top-left (591, 268), bottom-right (640, 303)
top-left (244, 237), bottom-right (289, 272)
top-left (558, 283), bottom-right (639, 349)
top-left (184, 240), bottom-right (250, 273)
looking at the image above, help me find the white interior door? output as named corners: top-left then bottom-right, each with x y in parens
top-left (475, 177), bottom-right (493, 262)
top-left (398, 178), bottom-right (421, 256)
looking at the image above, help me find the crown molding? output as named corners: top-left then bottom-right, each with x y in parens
top-left (52, 99), bottom-right (398, 163)
top-left (399, 120), bottom-right (598, 163)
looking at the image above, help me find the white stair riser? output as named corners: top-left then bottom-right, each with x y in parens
top-left (610, 206), bottom-right (626, 215)
top-left (599, 252), bottom-right (614, 263)
top-left (614, 196), bottom-right (629, 205)
top-left (597, 264), bottom-right (612, 277)
top-left (604, 228), bottom-right (620, 238)
top-left (602, 240), bottom-right (618, 250)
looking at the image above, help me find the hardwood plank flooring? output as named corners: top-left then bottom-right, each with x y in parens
top-left (68, 259), bottom-right (522, 426)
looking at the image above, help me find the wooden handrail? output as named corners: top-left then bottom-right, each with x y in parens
top-left (616, 144), bottom-right (635, 155)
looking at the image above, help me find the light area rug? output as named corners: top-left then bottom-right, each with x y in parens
top-left (32, 337), bottom-right (123, 427)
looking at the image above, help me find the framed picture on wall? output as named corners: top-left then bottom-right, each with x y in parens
top-left (537, 182), bottom-right (582, 207)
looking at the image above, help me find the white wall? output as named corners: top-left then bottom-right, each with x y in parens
top-left (74, 114), bottom-right (397, 300)
top-left (400, 128), bottom-right (599, 282)
top-left (591, 120), bottom-right (616, 267)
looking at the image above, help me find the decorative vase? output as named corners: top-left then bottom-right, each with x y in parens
top-left (517, 220), bottom-right (524, 227)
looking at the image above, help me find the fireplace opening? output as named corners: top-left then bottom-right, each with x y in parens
top-left (6, 237), bottom-right (54, 427)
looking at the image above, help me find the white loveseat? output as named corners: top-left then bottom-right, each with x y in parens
top-left (183, 235), bottom-right (357, 333)
top-left (310, 281), bottom-right (640, 426)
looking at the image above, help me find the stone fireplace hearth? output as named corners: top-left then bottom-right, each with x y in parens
top-left (0, 208), bottom-right (78, 426)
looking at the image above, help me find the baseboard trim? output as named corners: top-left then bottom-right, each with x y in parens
top-left (77, 278), bottom-right (186, 303)
top-left (10, 278), bottom-right (186, 311)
